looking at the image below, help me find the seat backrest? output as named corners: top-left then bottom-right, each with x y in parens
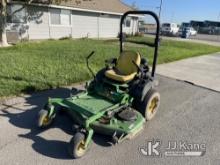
top-left (116, 51), bottom-right (141, 75)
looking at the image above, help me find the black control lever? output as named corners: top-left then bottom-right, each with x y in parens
top-left (86, 51), bottom-right (95, 79)
top-left (87, 51), bottom-right (95, 59)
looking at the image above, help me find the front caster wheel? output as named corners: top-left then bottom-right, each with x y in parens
top-left (37, 109), bottom-right (53, 128)
top-left (68, 132), bottom-right (88, 159)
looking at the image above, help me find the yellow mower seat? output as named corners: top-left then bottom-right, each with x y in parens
top-left (105, 51), bottom-right (141, 83)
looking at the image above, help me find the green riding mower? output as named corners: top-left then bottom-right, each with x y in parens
top-left (37, 11), bottom-right (161, 159)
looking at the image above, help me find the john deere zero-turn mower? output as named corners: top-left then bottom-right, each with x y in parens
top-left (37, 11), bottom-right (161, 159)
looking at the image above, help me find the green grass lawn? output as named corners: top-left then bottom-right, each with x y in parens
top-left (0, 37), bottom-right (220, 97)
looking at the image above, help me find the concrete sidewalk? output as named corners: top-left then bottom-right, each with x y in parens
top-left (157, 52), bottom-right (220, 92)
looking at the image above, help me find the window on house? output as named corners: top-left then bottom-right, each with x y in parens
top-left (50, 8), bottom-right (71, 25)
top-left (50, 8), bottom-right (60, 25)
top-left (61, 10), bottom-right (71, 25)
top-left (125, 17), bottom-right (131, 27)
top-left (7, 4), bottom-right (26, 23)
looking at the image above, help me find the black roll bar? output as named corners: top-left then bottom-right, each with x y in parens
top-left (119, 11), bottom-right (160, 78)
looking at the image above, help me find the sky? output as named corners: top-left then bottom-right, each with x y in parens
top-left (123, 0), bottom-right (220, 24)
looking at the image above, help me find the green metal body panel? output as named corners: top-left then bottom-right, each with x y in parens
top-left (70, 94), bottom-right (114, 115)
top-left (91, 112), bottom-right (145, 136)
top-left (46, 78), bottom-right (145, 146)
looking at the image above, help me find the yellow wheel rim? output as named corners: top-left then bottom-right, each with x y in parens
top-left (77, 140), bottom-right (86, 155)
top-left (148, 97), bottom-right (159, 114)
top-left (43, 116), bottom-right (50, 125)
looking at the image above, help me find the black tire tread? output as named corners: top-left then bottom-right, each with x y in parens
top-left (133, 88), bottom-right (159, 120)
top-left (68, 132), bottom-right (86, 159)
top-left (37, 109), bottom-right (52, 128)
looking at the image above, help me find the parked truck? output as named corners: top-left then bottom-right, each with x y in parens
top-left (161, 23), bottom-right (179, 36)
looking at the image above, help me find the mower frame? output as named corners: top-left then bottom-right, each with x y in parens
top-left (38, 10), bottom-right (161, 159)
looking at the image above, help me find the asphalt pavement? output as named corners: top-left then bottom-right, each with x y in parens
top-left (190, 34), bottom-right (220, 43)
top-left (145, 34), bottom-right (220, 47)
top-left (0, 76), bottom-right (220, 165)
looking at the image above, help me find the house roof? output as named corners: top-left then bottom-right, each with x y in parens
top-left (11, 0), bottom-right (135, 16)
top-left (55, 0), bottom-right (133, 14)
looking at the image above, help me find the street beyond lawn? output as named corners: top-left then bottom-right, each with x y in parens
top-left (0, 37), bottom-right (220, 97)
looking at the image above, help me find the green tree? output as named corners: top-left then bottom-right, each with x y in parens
top-left (0, 0), bottom-right (9, 46)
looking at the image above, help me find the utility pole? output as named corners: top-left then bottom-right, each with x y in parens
top-left (218, 12), bottom-right (220, 41)
top-left (218, 12), bottom-right (220, 20)
top-left (170, 11), bottom-right (175, 22)
top-left (158, 0), bottom-right (163, 20)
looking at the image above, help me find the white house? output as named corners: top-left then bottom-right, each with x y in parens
top-left (6, 0), bottom-right (139, 42)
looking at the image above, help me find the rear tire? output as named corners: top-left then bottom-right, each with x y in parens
top-left (134, 89), bottom-right (160, 121)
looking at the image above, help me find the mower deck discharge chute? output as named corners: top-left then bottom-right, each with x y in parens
top-left (37, 10), bottom-right (161, 159)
